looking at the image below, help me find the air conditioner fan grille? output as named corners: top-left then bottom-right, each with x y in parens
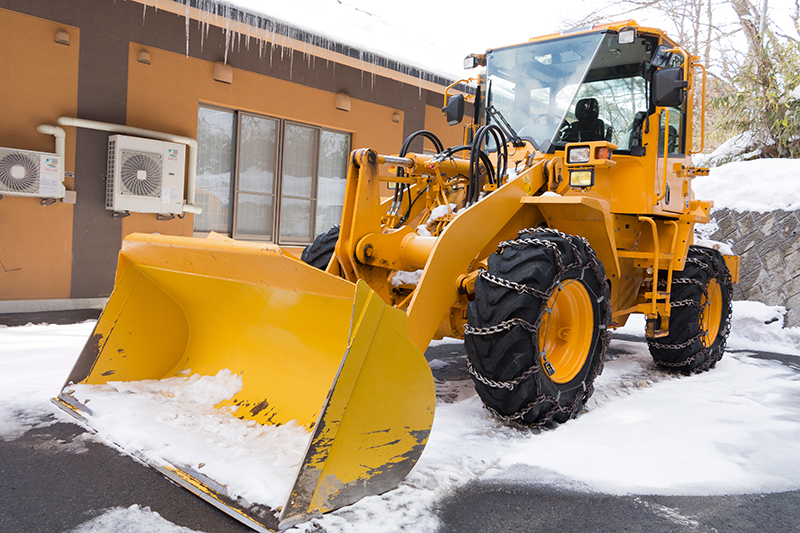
top-left (119, 151), bottom-right (162, 197)
top-left (0, 152), bottom-right (39, 193)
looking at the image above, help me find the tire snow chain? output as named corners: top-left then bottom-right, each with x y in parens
top-left (473, 270), bottom-right (552, 300)
top-left (671, 298), bottom-right (702, 309)
top-left (465, 357), bottom-right (540, 390)
top-left (650, 249), bottom-right (733, 372)
top-left (694, 248), bottom-right (734, 372)
top-left (465, 229), bottom-right (610, 427)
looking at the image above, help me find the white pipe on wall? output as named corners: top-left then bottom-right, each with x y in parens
top-left (56, 117), bottom-right (202, 214)
top-left (36, 124), bottom-right (67, 160)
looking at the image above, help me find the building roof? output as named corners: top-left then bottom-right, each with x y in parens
top-left (139, 0), bottom-right (470, 94)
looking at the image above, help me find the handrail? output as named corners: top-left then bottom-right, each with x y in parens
top-left (690, 60), bottom-right (707, 155)
top-left (442, 77), bottom-right (478, 109)
top-left (656, 107), bottom-right (670, 204)
top-left (639, 216), bottom-right (660, 317)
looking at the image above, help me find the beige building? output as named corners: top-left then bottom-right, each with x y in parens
top-left (0, 0), bottom-right (464, 310)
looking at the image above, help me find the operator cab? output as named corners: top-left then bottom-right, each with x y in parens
top-left (483, 28), bottom-right (685, 156)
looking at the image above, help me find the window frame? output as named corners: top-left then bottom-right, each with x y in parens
top-left (231, 111), bottom-right (281, 242)
top-left (194, 104), bottom-right (351, 246)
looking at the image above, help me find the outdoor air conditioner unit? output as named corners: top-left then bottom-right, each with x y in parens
top-left (0, 147), bottom-right (64, 199)
top-left (106, 135), bottom-right (186, 215)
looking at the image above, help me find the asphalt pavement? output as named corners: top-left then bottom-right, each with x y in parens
top-left (2, 313), bottom-right (799, 532)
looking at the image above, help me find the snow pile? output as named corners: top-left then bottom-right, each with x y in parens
top-left (428, 203), bottom-right (457, 222)
top-left (66, 370), bottom-right (310, 509)
top-left (391, 269), bottom-right (424, 287)
top-left (617, 301), bottom-right (800, 356)
top-left (494, 350), bottom-right (800, 495)
top-left (727, 301), bottom-right (800, 356)
top-left (692, 131), bottom-right (764, 167)
top-left (0, 321), bottom-right (95, 440)
top-left (693, 238), bottom-right (734, 256)
top-left (68, 505), bottom-right (201, 533)
top-left (691, 158), bottom-right (800, 213)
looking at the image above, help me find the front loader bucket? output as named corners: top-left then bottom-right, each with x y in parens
top-left (53, 233), bottom-right (435, 532)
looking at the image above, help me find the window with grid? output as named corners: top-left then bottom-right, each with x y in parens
top-left (194, 106), bottom-right (351, 244)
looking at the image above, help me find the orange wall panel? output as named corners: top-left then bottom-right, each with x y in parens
top-left (123, 44), bottom-right (407, 242)
top-left (0, 9), bottom-right (79, 300)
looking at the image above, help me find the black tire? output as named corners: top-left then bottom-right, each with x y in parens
top-left (465, 229), bottom-right (611, 428)
top-left (648, 245), bottom-right (733, 373)
top-left (301, 226), bottom-right (340, 270)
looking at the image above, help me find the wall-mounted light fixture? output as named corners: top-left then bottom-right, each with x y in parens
top-left (392, 112), bottom-right (401, 123)
top-left (55, 30), bottom-right (70, 46)
top-left (213, 61), bottom-right (233, 84)
top-left (335, 92), bottom-right (351, 112)
top-left (138, 50), bottom-right (151, 64)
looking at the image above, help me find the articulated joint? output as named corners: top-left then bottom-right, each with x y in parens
top-left (353, 148), bottom-right (378, 167)
top-left (457, 271), bottom-right (480, 296)
top-left (355, 227), bottom-right (436, 272)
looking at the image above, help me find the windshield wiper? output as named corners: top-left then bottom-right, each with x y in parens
top-left (487, 105), bottom-right (527, 148)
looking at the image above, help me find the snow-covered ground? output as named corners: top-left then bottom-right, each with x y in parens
top-left (2, 299), bottom-right (800, 533)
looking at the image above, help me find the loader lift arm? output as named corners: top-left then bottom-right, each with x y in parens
top-left (334, 148), bottom-right (552, 351)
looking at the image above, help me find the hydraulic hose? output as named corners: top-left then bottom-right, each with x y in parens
top-left (391, 130), bottom-right (444, 223)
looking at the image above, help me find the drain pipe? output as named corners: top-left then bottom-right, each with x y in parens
top-left (36, 124), bottom-right (67, 160)
top-left (56, 117), bottom-right (202, 214)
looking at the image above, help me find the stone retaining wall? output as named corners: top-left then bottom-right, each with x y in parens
top-left (704, 208), bottom-right (800, 327)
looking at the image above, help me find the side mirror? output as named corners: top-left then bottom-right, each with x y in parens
top-left (443, 94), bottom-right (465, 126)
top-left (652, 67), bottom-right (688, 108)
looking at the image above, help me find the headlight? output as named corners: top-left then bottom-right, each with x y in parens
top-left (567, 146), bottom-right (590, 164)
top-left (618, 28), bottom-right (636, 45)
top-left (569, 169), bottom-right (594, 187)
top-left (463, 54), bottom-right (486, 69)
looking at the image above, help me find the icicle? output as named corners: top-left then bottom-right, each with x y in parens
top-left (142, 1), bottom-right (147, 25)
top-left (359, 50), bottom-right (364, 87)
top-left (184, 2), bottom-right (190, 57)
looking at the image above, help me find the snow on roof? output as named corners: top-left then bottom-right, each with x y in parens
top-left (168, 0), bottom-right (471, 84)
top-left (165, 0), bottom-right (594, 85)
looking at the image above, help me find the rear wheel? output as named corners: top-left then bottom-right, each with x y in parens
top-left (301, 226), bottom-right (339, 270)
top-left (648, 245), bottom-right (733, 373)
top-left (465, 229), bottom-right (611, 427)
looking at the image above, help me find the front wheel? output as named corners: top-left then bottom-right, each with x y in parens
top-left (464, 229), bottom-right (611, 428)
top-left (301, 226), bottom-right (339, 270)
top-left (648, 245), bottom-right (733, 373)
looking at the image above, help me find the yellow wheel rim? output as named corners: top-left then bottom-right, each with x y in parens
top-left (537, 280), bottom-right (595, 384)
top-left (701, 278), bottom-right (723, 347)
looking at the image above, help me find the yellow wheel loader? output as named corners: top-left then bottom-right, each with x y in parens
top-left (55, 20), bottom-right (740, 532)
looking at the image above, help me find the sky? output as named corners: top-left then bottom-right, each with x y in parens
top-left (208, 0), bottom-right (800, 78)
